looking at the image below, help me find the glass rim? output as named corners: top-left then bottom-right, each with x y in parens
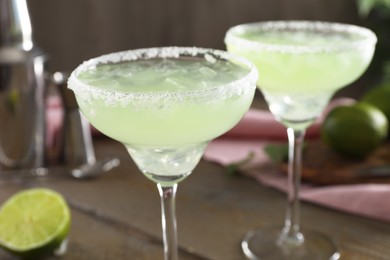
top-left (224, 20), bottom-right (378, 54)
top-left (68, 46), bottom-right (258, 104)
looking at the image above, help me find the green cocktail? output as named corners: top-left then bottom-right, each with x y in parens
top-left (225, 21), bottom-right (376, 259)
top-left (226, 22), bottom-right (375, 130)
top-left (68, 47), bottom-right (257, 260)
top-left (75, 57), bottom-right (254, 146)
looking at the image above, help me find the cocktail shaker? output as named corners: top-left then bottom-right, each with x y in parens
top-left (0, 0), bottom-right (47, 170)
top-left (52, 72), bottom-right (96, 167)
top-left (0, 0), bottom-right (119, 178)
top-left (0, 0), bottom-right (33, 50)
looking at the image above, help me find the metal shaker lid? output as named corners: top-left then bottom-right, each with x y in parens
top-left (0, 0), bottom-right (33, 50)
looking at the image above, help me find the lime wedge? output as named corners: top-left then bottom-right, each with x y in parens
top-left (0, 188), bottom-right (71, 259)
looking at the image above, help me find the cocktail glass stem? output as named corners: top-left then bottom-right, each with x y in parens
top-left (241, 125), bottom-right (339, 259)
top-left (157, 183), bottom-right (179, 260)
top-left (278, 127), bottom-right (305, 247)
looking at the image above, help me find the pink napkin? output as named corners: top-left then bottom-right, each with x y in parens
top-left (204, 99), bottom-right (390, 223)
top-left (47, 96), bottom-right (390, 222)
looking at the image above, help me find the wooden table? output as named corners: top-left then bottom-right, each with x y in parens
top-left (0, 138), bottom-right (389, 260)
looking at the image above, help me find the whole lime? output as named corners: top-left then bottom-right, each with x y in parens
top-left (361, 86), bottom-right (390, 134)
top-left (321, 103), bottom-right (388, 158)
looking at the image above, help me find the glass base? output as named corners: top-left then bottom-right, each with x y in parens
top-left (242, 227), bottom-right (340, 260)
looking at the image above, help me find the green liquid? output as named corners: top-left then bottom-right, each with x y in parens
top-left (72, 58), bottom-right (255, 147)
top-left (227, 30), bottom-right (373, 93)
top-left (226, 29), bottom-right (375, 128)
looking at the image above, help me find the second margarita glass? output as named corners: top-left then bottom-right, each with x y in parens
top-left (225, 21), bottom-right (377, 259)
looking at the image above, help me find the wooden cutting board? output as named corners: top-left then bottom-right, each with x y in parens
top-left (281, 141), bottom-right (390, 185)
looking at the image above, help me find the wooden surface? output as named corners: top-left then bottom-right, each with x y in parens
top-left (283, 141), bottom-right (390, 185)
top-left (0, 138), bottom-right (390, 259)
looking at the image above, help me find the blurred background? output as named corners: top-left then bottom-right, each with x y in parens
top-left (27, 0), bottom-right (389, 96)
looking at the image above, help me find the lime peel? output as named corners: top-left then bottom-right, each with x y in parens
top-left (321, 102), bottom-right (388, 158)
top-left (361, 86), bottom-right (390, 135)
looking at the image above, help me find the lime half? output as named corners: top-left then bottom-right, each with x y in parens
top-left (0, 188), bottom-right (71, 259)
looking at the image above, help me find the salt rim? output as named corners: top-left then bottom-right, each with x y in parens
top-left (67, 46), bottom-right (258, 106)
top-left (224, 20), bottom-right (377, 54)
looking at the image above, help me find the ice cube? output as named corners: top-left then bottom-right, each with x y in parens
top-left (199, 66), bottom-right (218, 78)
top-left (155, 59), bottom-right (177, 73)
top-left (164, 77), bottom-right (186, 90)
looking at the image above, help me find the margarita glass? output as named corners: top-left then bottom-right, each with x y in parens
top-left (225, 21), bottom-right (377, 259)
top-left (68, 47), bottom-right (258, 260)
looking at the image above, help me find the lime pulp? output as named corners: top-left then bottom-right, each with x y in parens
top-left (0, 188), bottom-right (71, 259)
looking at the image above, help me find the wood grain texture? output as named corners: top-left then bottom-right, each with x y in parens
top-left (0, 138), bottom-right (388, 259)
